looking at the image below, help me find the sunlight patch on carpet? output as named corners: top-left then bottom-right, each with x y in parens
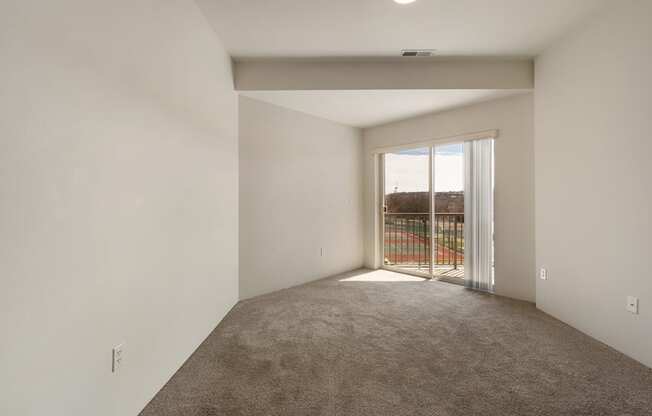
top-left (339, 269), bottom-right (426, 282)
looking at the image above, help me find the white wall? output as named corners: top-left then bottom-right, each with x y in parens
top-left (364, 94), bottom-right (535, 302)
top-left (535, 0), bottom-right (652, 368)
top-left (239, 97), bottom-right (364, 299)
top-left (0, 1), bottom-right (238, 415)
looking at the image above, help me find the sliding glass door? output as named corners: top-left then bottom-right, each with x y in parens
top-left (382, 140), bottom-right (490, 284)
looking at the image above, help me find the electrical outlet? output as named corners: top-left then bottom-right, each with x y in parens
top-left (539, 268), bottom-right (548, 280)
top-left (626, 296), bottom-right (639, 314)
top-left (112, 344), bottom-right (124, 373)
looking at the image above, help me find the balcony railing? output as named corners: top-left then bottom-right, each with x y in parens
top-left (384, 213), bottom-right (464, 270)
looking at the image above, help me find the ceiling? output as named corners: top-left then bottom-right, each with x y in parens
top-left (198, 0), bottom-right (608, 58)
top-left (241, 90), bottom-right (530, 128)
top-left (201, 0), bottom-right (603, 128)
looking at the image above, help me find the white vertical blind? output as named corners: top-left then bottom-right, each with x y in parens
top-left (464, 138), bottom-right (494, 292)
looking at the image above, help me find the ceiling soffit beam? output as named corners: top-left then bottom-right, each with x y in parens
top-left (233, 59), bottom-right (533, 91)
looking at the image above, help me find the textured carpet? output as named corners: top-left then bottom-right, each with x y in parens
top-left (140, 269), bottom-right (652, 416)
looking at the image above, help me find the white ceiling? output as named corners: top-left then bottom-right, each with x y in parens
top-left (203, 0), bottom-right (602, 128)
top-left (198, 0), bottom-right (608, 58)
top-left (241, 90), bottom-right (530, 128)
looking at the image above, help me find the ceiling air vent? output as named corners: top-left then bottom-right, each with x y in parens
top-left (401, 49), bottom-right (436, 57)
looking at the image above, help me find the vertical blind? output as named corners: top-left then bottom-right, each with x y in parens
top-left (464, 138), bottom-right (495, 292)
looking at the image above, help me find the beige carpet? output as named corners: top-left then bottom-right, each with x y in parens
top-left (140, 269), bottom-right (652, 416)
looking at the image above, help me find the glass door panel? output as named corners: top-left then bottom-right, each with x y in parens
top-left (433, 143), bottom-right (465, 280)
top-left (383, 148), bottom-right (431, 274)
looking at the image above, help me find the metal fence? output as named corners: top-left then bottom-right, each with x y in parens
top-left (384, 213), bottom-right (464, 269)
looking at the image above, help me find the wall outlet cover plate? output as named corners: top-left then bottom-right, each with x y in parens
top-left (539, 268), bottom-right (548, 280)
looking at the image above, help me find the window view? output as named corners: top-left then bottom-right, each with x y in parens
top-left (433, 143), bottom-right (465, 279)
top-left (383, 148), bottom-right (430, 274)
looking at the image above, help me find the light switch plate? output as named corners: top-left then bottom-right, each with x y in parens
top-left (626, 296), bottom-right (639, 314)
top-left (112, 344), bottom-right (124, 373)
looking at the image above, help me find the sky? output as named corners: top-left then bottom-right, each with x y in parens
top-left (385, 144), bottom-right (464, 193)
